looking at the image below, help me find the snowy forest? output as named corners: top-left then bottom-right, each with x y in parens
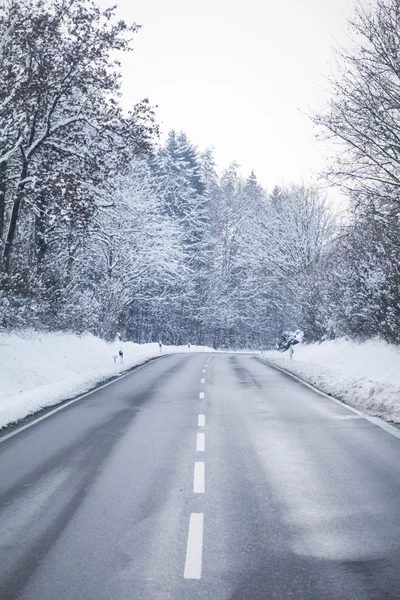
top-left (1, 0), bottom-right (400, 348)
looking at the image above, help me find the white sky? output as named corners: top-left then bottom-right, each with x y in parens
top-left (96, 0), bottom-right (355, 190)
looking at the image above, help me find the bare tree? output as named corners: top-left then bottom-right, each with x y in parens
top-left (314, 0), bottom-right (400, 220)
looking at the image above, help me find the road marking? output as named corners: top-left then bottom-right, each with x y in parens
top-left (194, 461), bottom-right (205, 493)
top-left (201, 378), bottom-right (205, 383)
top-left (202, 369), bottom-right (206, 373)
top-left (0, 357), bottom-right (167, 445)
top-left (264, 361), bottom-right (400, 441)
top-left (333, 415), bottom-right (362, 420)
top-left (184, 513), bottom-right (204, 579)
top-left (198, 414), bottom-right (205, 427)
top-left (199, 392), bottom-right (205, 399)
top-left (196, 432), bottom-right (205, 451)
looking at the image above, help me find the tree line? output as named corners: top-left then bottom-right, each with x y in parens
top-left (1, 0), bottom-right (399, 348)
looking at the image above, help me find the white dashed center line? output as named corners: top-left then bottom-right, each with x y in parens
top-left (198, 414), bottom-right (205, 427)
top-left (202, 369), bottom-right (206, 373)
top-left (193, 461), bottom-right (205, 493)
top-left (184, 513), bottom-right (204, 579)
top-left (201, 378), bottom-right (205, 383)
top-left (196, 432), bottom-right (205, 452)
top-left (199, 392), bottom-right (205, 399)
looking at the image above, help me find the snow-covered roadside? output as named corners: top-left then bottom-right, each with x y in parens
top-left (0, 331), bottom-right (215, 431)
top-left (260, 338), bottom-right (400, 422)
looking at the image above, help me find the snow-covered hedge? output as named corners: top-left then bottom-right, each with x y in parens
top-left (0, 331), bottom-right (214, 430)
top-left (260, 338), bottom-right (400, 422)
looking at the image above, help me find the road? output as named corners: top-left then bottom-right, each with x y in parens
top-left (1, 353), bottom-right (400, 600)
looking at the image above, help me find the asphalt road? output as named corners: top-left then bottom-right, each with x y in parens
top-left (1, 353), bottom-right (400, 600)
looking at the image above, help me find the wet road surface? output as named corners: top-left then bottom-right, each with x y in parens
top-left (1, 353), bottom-right (400, 599)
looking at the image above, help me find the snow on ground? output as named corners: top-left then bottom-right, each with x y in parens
top-left (260, 338), bottom-right (400, 422)
top-left (0, 330), bottom-right (214, 431)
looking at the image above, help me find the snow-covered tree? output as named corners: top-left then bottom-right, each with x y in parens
top-left (0, 0), bottom-right (156, 277)
top-left (89, 159), bottom-right (185, 340)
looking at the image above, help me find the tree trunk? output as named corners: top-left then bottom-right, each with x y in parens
top-left (0, 162), bottom-right (6, 247)
top-left (2, 162), bottom-right (28, 274)
top-left (35, 209), bottom-right (47, 268)
top-left (65, 234), bottom-right (80, 284)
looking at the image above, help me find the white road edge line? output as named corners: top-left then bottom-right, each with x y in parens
top-left (199, 392), bottom-right (205, 399)
top-left (194, 461), bottom-right (205, 493)
top-left (198, 414), bottom-right (205, 427)
top-left (196, 432), bottom-right (205, 452)
top-left (0, 357), bottom-right (165, 445)
top-left (201, 378), bottom-right (205, 384)
top-left (333, 415), bottom-right (362, 420)
top-left (264, 360), bottom-right (400, 440)
top-left (184, 513), bottom-right (204, 579)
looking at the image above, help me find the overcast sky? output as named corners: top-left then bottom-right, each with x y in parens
top-left (96, 0), bottom-right (355, 190)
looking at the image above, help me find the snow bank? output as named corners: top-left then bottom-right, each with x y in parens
top-left (260, 338), bottom-right (400, 422)
top-left (0, 331), bottom-right (214, 430)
